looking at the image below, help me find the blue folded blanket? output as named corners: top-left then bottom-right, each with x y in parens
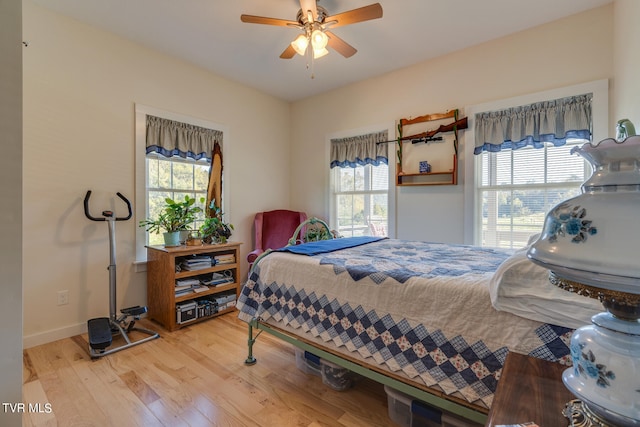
top-left (275, 236), bottom-right (386, 256)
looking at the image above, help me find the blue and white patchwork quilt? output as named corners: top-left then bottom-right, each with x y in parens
top-left (237, 238), bottom-right (573, 410)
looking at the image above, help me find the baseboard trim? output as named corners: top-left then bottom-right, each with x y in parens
top-left (23, 322), bottom-right (86, 349)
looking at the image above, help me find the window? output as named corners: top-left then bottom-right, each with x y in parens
top-left (477, 140), bottom-right (588, 248)
top-left (332, 163), bottom-right (388, 237)
top-left (328, 129), bottom-right (390, 238)
top-left (135, 105), bottom-right (227, 262)
top-left (465, 80), bottom-right (608, 249)
top-left (145, 153), bottom-right (209, 246)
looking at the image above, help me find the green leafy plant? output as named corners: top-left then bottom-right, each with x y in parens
top-left (303, 224), bottom-right (332, 242)
top-left (139, 195), bottom-right (204, 234)
top-left (172, 195), bottom-right (204, 231)
top-left (200, 201), bottom-right (234, 243)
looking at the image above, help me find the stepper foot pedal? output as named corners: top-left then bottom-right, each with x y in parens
top-left (88, 317), bottom-right (113, 350)
top-left (121, 305), bottom-right (147, 316)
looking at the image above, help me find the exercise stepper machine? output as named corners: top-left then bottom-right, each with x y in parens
top-left (84, 190), bottom-right (159, 358)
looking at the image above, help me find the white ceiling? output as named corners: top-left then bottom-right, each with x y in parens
top-left (32, 0), bottom-right (612, 102)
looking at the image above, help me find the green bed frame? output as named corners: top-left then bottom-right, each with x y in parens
top-left (244, 318), bottom-right (487, 425)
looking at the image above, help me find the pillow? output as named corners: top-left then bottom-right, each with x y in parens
top-left (489, 238), bottom-right (602, 329)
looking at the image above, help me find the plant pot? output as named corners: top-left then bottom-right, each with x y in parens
top-left (179, 230), bottom-right (190, 245)
top-left (163, 231), bottom-right (181, 247)
top-left (186, 231), bottom-right (202, 246)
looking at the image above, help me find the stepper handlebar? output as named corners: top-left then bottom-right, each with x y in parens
top-left (84, 190), bottom-right (132, 221)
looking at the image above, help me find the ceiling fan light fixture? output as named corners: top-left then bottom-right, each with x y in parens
top-left (291, 34), bottom-right (309, 56)
top-left (310, 29), bottom-right (328, 50)
top-left (312, 47), bottom-right (329, 59)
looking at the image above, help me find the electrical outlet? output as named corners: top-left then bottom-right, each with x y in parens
top-left (57, 290), bottom-right (69, 306)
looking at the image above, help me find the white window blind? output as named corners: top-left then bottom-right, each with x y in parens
top-left (477, 139), bottom-right (588, 248)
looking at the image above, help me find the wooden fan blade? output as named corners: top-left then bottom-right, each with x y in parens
top-left (325, 3), bottom-right (383, 28)
top-left (240, 14), bottom-right (299, 27)
top-left (299, 0), bottom-right (318, 21)
top-left (280, 44), bottom-right (297, 59)
top-left (326, 31), bottom-right (357, 58)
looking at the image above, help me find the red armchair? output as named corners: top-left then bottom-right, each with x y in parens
top-left (247, 210), bottom-right (307, 267)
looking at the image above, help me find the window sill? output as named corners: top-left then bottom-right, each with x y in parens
top-left (133, 260), bottom-right (147, 273)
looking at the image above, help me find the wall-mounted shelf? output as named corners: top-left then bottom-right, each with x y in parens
top-left (396, 154), bottom-right (457, 186)
top-left (395, 110), bottom-right (466, 187)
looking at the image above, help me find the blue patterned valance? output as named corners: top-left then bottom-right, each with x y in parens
top-left (146, 115), bottom-right (223, 161)
top-left (330, 130), bottom-right (388, 168)
top-left (474, 94), bottom-right (592, 155)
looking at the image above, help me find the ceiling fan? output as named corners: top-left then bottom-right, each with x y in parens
top-left (241, 0), bottom-right (383, 60)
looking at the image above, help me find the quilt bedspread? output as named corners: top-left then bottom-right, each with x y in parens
top-left (237, 239), bottom-right (573, 409)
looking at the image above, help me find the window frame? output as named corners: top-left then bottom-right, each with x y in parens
top-left (463, 79), bottom-right (609, 246)
top-left (326, 123), bottom-right (396, 239)
top-left (331, 163), bottom-right (390, 237)
top-left (144, 152), bottom-right (210, 246)
top-left (134, 104), bottom-right (229, 265)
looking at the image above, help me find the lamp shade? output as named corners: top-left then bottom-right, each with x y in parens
top-left (310, 29), bottom-right (328, 50)
top-left (291, 34), bottom-right (309, 56)
top-left (527, 136), bottom-right (640, 298)
top-left (312, 47), bottom-right (329, 59)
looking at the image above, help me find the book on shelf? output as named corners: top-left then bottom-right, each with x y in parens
top-left (175, 284), bottom-right (210, 297)
top-left (192, 285), bottom-right (210, 293)
top-left (213, 254), bottom-right (235, 265)
top-left (201, 271), bottom-right (234, 286)
top-left (188, 255), bottom-right (213, 262)
top-left (176, 278), bottom-right (200, 287)
top-left (175, 276), bottom-right (207, 296)
top-left (181, 263), bottom-right (211, 271)
top-left (202, 277), bottom-right (234, 286)
top-left (175, 287), bottom-right (194, 297)
top-left (181, 256), bottom-right (213, 271)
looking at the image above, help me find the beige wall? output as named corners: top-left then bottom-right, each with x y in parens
top-left (613, 0), bottom-right (640, 124)
top-left (291, 5), bottom-right (614, 243)
top-left (22, 0), bottom-right (291, 346)
top-left (1, 0), bottom-right (24, 424)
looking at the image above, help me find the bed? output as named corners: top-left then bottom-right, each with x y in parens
top-left (237, 231), bottom-right (602, 423)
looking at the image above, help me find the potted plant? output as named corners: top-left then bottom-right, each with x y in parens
top-left (200, 201), bottom-right (234, 244)
top-left (172, 195), bottom-right (205, 244)
top-left (139, 195), bottom-right (203, 246)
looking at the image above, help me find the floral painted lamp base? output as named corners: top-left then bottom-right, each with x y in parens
top-left (561, 311), bottom-right (640, 427)
top-left (564, 400), bottom-right (610, 427)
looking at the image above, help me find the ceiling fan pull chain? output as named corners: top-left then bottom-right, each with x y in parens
top-left (306, 43), bottom-right (315, 79)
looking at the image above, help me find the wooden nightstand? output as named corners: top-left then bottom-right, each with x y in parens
top-left (485, 352), bottom-right (576, 427)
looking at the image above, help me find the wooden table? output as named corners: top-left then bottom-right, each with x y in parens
top-left (485, 352), bottom-right (576, 427)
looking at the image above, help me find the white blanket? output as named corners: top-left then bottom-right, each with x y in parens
top-left (489, 242), bottom-right (602, 329)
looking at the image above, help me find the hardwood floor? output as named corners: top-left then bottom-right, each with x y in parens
top-left (22, 314), bottom-right (393, 427)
